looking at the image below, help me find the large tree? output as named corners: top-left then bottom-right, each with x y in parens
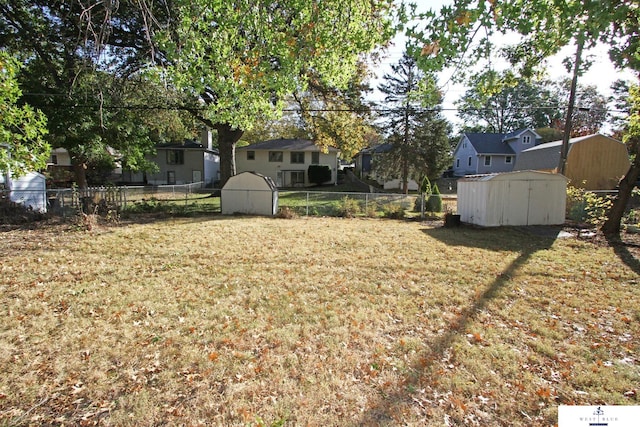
top-left (377, 53), bottom-right (451, 193)
top-left (411, 0), bottom-right (640, 234)
top-left (1, 1), bottom-right (395, 188)
top-left (456, 70), bottom-right (560, 133)
top-left (0, 0), bottom-right (186, 188)
top-left (153, 1), bottom-right (395, 185)
top-left (551, 78), bottom-right (609, 137)
top-left (293, 62), bottom-right (379, 160)
top-left (0, 52), bottom-right (51, 176)
top-left (0, 51), bottom-right (48, 177)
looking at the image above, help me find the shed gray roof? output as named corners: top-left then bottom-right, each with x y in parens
top-left (513, 141), bottom-right (562, 171)
top-left (513, 133), bottom-right (617, 171)
top-left (238, 138), bottom-right (338, 152)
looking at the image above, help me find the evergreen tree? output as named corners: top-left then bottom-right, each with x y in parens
top-left (377, 52), bottom-right (451, 194)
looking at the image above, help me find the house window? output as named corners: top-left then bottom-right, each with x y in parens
top-left (51, 154), bottom-right (58, 164)
top-left (484, 156), bottom-right (491, 166)
top-left (167, 171), bottom-right (176, 184)
top-left (311, 152), bottom-right (320, 165)
top-left (247, 151), bottom-right (255, 160)
top-left (269, 151), bottom-right (283, 162)
top-left (468, 157), bottom-right (472, 167)
top-left (291, 171), bottom-right (305, 186)
top-left (462, 142), bottom-right (467, 149)
top-left (167, 150), bottom-right (184, 165)
top-left (456, 158), bottom-right (460, 168)
top-left (523, 135), bottom-right (531, 144)
top-left (291, 151), bottom-right (305, 164)
top-left (505, 156), bottom-right (512, 164)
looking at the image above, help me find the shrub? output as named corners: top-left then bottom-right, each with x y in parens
top-left (414, 183), bottom-right (443, 213)
top-left (426, 184), bottom-right (443, 212)
top-left (566, 186), bottom-right (613, 227)
top-left (383, 203), bottom-right (405, 219)
top-left (276, 207), bottom-right (299, 219)
top-left (308, 165), bottom-right (332, 186)
top-left (335, 196), bottom-right (361, 218)
top-left (365, 201), bottom-right (379, 218)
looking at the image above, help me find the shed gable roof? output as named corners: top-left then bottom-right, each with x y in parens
top-left (513, 133), bottom-right (621, 171)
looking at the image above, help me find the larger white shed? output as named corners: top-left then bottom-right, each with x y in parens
top-left (221, 172), bottom-right (278, 216)
top-left (457, 171), bottom-right (567, 226)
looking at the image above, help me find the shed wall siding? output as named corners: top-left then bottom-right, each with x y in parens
top-left (564, 138), bottom-right (629, 190)
top-left (458, 172), bottom-right (567, 226)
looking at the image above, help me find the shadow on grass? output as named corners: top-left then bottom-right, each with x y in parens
top-left (604, 233), bottom-right (640, 276)
top-left (358, 225), bottom-right (556, 425)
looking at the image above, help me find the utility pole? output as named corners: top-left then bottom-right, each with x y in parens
top-left (558, 35), bottom-right (584, 175)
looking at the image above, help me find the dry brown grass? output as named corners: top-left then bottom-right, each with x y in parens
top-left (0, 217), bottom-right (638, 426)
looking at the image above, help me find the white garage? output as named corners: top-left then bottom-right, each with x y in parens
top-left (457, 171), bottom-right (568, 227)
top-left (221, 172), bottom-right (278, 216)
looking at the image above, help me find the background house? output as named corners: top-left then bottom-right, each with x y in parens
top-left (121, 129), bottom-right (220, 186)
top-left (236, 138), bottom-right (340, 187)
top-left (353, 143), bottom-right (419, 191)
top-left (452, 129), bottom-right (541, 176)
top-left (513, 133), bottom-right (630, 190)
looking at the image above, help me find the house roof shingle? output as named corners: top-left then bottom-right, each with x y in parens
top-left (156, 140), bottom-right (218, 153)
top-left (238, 138), bottom-right (338, 152)
top-left (464, 133), bottom-right (516, 155)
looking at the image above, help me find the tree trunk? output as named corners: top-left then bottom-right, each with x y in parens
top-left (600, 156), bottom-right (640, 235)
top-left (401, 158), bottom-right (409, 194)
top-left (72, 157), bottom-right (88, 189)
top-left (215, 123), bottom-right (244, 187)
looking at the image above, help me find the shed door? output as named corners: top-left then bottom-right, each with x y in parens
top-left (502, 180), bottom-right (530, 225)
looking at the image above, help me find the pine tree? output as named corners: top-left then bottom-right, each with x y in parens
top-left (377, 53), bottom-right (451, 194)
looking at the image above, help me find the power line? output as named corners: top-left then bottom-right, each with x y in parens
top-left (18, 100), bottom-right (629, 115)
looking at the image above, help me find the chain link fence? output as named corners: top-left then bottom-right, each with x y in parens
top-left (4, 184), bottom-right (458, 220)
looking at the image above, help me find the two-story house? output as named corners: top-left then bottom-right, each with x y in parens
top-left (236, 138), bottom-right (340, 187)
top-left (452, 129), bottom-right (542, 176)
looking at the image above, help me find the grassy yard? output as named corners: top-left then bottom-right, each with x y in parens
top-left (1, 216), bottom-right (639, 426)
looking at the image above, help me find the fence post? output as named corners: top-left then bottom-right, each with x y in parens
top-left (306, 192), bottom-right (309, 216)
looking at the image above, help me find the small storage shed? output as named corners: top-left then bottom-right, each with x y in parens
top-left (3, 171), bottom-right (48, 213)
top-left (221, 172), bottom-right (278, 216)
top-left (513, 133), bottom-right (630, 190)
top-left (457, 171), bottom-right (567, 227)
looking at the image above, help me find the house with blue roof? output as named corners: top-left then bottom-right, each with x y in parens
top-left (451, 129), bottom-right (541, 176)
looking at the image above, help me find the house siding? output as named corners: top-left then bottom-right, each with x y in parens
top-left (236, 147), bottom-right (338, 187)
top-left (147, 149), bottom-right (219, 186)
top-left (505, 130), bottom-right (538, 154)
top-left (452, 129), bottom-right (541, 176)
top-left (452, 136), bottom-right (478, 176)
